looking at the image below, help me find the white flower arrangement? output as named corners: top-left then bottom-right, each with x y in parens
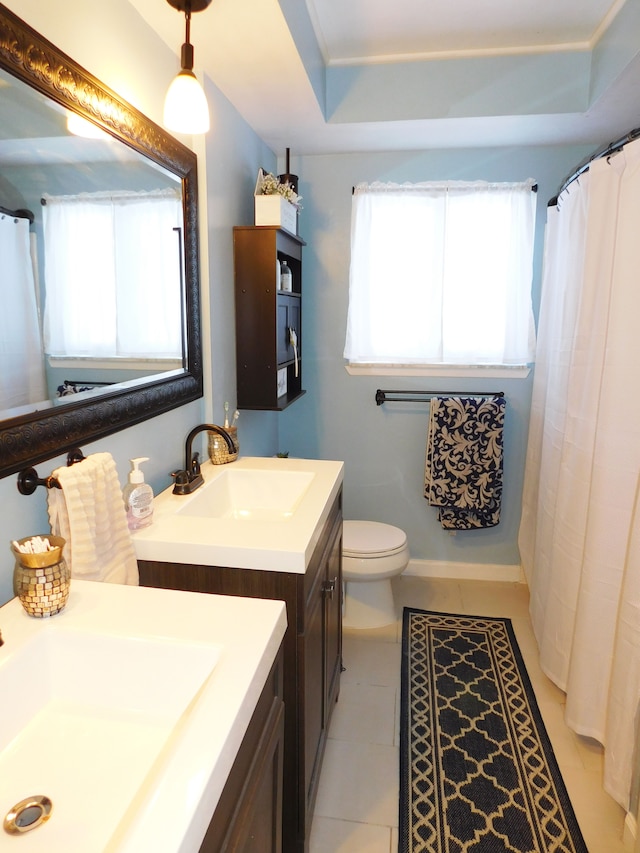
top-left (256, 168), bottom-right (302, 211)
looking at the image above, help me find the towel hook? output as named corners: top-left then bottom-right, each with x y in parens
top-left (17, 449), bottom-right (86, 495)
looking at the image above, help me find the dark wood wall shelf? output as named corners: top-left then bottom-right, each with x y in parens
top-left (234, 226), bottom-right (306, 410)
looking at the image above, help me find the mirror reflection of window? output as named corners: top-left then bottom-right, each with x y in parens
top-left (0, 211), bottom-right (47, 408)
top-left (42, 188), bottom-right (183, 360)
top-left (0, 7), bottom-right (203, 478)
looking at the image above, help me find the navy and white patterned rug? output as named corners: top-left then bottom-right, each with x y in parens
top-left (400, 608), bottom-right (588, 852)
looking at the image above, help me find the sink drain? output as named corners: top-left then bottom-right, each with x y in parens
top-left (4, 795), bottom-right (52, 834)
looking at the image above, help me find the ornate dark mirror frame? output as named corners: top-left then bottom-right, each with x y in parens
top-left (0, 5), bottom-right (203, 479)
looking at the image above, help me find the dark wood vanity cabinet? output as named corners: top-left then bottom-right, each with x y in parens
top-left (302, 505), bottom-right (343, 819)
top-left (233, 226), bottom-right (306, 410)
top-left (138, 491), bottom-right (343, 853)
top-left (199, 650), bottom-right (284, 853)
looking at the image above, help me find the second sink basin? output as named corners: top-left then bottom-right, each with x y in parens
top-left (177, 467), bottom-right (315, 520)
top-left (0, 622), bottom-right (221, 851)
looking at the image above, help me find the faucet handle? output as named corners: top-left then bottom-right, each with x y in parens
top-left (171, 468), bottom-right (196, 495)
top-left (171, 469), bottom-right (189, 486)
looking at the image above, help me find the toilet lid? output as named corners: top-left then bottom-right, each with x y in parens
top-left (343, 520), bottom-right (407, 558)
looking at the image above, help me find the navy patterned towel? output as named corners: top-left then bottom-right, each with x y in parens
top-left (424, 395), bottom-right (505, 530)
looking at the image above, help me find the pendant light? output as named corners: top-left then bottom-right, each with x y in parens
top-left (164, 0), bottom-right (212, 134)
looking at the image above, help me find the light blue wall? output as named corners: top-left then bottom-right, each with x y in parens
top-left (279, 145), bottom-right (594, 568)
top-left (200, 69), bottom-right (278, 457)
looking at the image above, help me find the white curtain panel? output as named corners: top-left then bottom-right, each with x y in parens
top-left (519, 138), bottom-right (640, 811)
top-left (0, 214), bottom-right (47, 408)
top-left (43, 189), bottom-right (183, 358)
top-left (344, 180), bottom-right (536, 365)
top-left (607, 475), bottom-right (640, 810)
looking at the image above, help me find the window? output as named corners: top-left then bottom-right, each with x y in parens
top-left (344, 180), bottom-right (537, 369)
top-left (42, 189), bottom-right (183, 360)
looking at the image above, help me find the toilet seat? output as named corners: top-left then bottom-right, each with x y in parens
top-left (343, 521), bottom-right (407, 559)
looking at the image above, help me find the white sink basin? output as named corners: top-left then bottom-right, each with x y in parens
top-left (132, 456), bottom-right (345, 574)
top-left (0, 582), bottom-right (287, 852)
top-left (177, 468), bottom-right (315, 520)
top-left (0, 622), bottom-right (220, 851)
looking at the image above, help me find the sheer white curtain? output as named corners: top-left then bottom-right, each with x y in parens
top-left (0, 213), bottom-right (47, 408)
top-left (519, 138), bottom-right (640, 812)
top-left (344, 180), bottom-right (537, 365)
top-left (43, 189), bottom-right (183, 358)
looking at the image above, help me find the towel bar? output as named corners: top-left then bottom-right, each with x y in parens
top-left (375, 389), bottom-right (505, 405)
top-left (17, 448), bottom-right (86, 495)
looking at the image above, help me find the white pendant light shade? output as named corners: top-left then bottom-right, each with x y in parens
top-left (163, 69), bottom-right (210, 134)
top-left (163, 0), bottom-right (212, 135)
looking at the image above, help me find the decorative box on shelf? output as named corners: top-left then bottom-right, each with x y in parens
top-left (254, 195), bottom-right (297, 235)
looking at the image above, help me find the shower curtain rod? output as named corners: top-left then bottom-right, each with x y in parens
top-left (0, 204), bottom-right (34, 223)
top-left (375, 389), bottom-right (504, 405)
top-left (549, 126), bottom-right (640, 207)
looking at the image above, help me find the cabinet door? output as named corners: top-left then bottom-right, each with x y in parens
top-left (198, 653), bottom-right (285, 853)
top-left (323, 521), bottom-right (343, 716)
top-left (224, 704), bottom-right (284, 853)
top-left (302, 571), bottom-right (324, 811)
top-left (302, 512), bottom-right (343, 823)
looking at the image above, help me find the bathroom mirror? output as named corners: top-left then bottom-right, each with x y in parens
top-left (0, 5), bottom-right (203, 479)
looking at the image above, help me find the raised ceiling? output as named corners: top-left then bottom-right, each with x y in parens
top-left (128, 0), bottom-right (640, 154)
top-left (309, 0), bottom-right (620, 62)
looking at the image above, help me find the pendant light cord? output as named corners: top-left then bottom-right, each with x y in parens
top-left (185, 9), bottom-right (191, 48)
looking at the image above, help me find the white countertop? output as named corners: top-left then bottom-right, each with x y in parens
top-left (0, 581), bottom-right (287, 852)
top-left (131, 456), bottom-right (344, 573)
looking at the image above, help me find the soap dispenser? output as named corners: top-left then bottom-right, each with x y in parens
top-left (123, 457), bottom-right (154, 530)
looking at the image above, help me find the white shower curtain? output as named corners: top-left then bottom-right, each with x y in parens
top-left (519, 137), bottom-right (640, 812)
top-left (0, 213), bottom-right (47, 409)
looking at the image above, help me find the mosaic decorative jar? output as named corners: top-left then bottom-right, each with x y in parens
top-left (208, 426), bottom-right (239, 465)
top-left (11, 535), bottom-right (70, 617)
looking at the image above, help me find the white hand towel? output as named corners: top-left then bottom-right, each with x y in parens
top-left (47, 452), bottom-right (139, 585)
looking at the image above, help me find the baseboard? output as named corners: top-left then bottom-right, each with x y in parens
top-left (403, 558), bottom-right (526, 584)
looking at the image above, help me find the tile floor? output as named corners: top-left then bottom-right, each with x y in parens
top-left (309, 576), bottom-right (629, 853)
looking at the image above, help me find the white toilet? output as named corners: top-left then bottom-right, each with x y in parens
top-left (342, 521), bottom-right (410, 629)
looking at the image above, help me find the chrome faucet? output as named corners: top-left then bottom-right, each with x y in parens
top-left (172, 423), bottom-right (236, 495)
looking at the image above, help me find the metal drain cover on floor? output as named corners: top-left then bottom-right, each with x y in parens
top-left (4, 795), bottom-right (52, 834)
